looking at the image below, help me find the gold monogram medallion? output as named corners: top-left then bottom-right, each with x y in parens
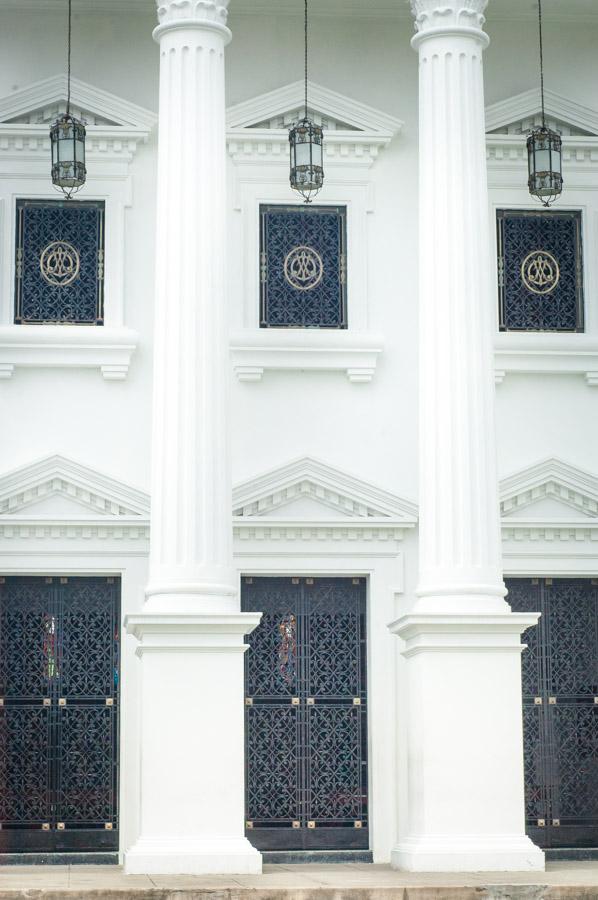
top-left (521, 250), bottom-right (560, 295)
top-left (40, 240), bottom-right (81, 287)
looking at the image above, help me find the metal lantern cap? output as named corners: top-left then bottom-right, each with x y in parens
top-left (289, 117), bottom-right (324, 204)
top-left (527, 125), bottom-right (563, 207)
top-left (50, 112), bottom-right (87, 198)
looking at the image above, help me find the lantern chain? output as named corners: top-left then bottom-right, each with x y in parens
top-left (538, 0), bottom-right (545, 128)
top-left (66, 0), bottom-right (73, 117)
top-left (304, 0), bottom-right (308, 120)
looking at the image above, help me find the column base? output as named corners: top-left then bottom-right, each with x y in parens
top-left (391, 833), bottom-right (545, 873)
top-left (125, 836), bottom-right (262, 875)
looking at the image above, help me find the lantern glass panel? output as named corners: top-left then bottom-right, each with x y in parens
top-left (311, 139), bottom-right (323, 168)
top-left (534, 148), bottom-right (551, 173)
top-left (295, 140), bottom-right (312, 167)
top-left (75, 136), bottom-right (85, 165)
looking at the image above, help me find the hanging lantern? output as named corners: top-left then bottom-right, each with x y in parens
top-left (289, 0), bottom-right (324, 203)
top-left (528, 0), bottom-right (562, 206)
top-left (51, 113), bottom-right (86, 198)
top-left (51, 0), bottom-right (86, 199)
top-left (289, 118), bottom-right (324, 203)
top-left (527, 126), bottom-right (562, 206)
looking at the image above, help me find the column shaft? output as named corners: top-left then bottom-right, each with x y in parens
top-left (148, 7), bottom-right (233, 610)
top-left (417, 27), bottom-right (503, 612)
top-left (124, 1), bottom-right (261, 875)
top-left (390, 0), bottom-right (544, 873)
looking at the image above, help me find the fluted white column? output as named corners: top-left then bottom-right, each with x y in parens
top-left (147, 0), bottom-right (234, 611)
top-left (124, 0), bottom-right (262, 875)
top-left (389, 0), bottom-right (544, 872)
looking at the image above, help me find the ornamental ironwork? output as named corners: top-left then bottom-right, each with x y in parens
top-left (497, 209), bottom-right (583, 331)
top-left (242, 576), bottom-right (368, 851)
top-left (260, 205), bottom-right (347, 328)
top-left (284, 245), bottom-right (324, 292)
top-left (40, 241), bottom-right (81, 287)
top-left (15, 199), bottom-right (105, 325)
top-left (521, 250), bottom-right (560, 295)
top-left (507, 578), bottom-right (598, 850)
top-left (0, 577), bottom-right (120, 854)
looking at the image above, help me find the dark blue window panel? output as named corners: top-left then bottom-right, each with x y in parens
top-left (260, 204), bottom-right (347, 328)
top-left (497, 209), bottom-right (583, 332)
top-left (15, 199), bottom-right (105, 325)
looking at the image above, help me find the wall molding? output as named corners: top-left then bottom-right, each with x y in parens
top-left (230, 330), bottom-right (383, 383)
top-left (3, 455), bottom-right (598, 571)
top-left (0, 325), bottom-right (139, 381)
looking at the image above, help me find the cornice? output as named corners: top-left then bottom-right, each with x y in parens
top-left (234, 520), bottom-right (412, 543)
top-left (0, 517), bottom-right (150, 543)
top-left (501, 520), bottom-right (598, 543)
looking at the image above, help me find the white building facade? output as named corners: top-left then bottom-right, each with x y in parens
top-left (0, 0), bottom-right (597, 876)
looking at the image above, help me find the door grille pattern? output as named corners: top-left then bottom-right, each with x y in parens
top-left (508, 578), bottom-right (598, 849)
top-left (0, 577), bottom-right (120, 853)
top-left (242, 577), bottom-right (368, 851)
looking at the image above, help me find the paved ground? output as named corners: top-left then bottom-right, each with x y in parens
top-left (1, 862), bottom-right (598, 899)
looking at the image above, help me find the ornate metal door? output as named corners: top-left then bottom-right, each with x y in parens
top-left (508, 578), bottom-right (598, 849)
top-left (242, 577), bottom-right (368, 851)
top-left (0, 577), bottom-right (120, 854)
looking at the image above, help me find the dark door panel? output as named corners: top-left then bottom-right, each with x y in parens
top-left (507, 577), bottom-right (598, 850)
top-left (242, 577), bottom-right (368, 851)
top-left (0, 576), bottom-right (120, 854)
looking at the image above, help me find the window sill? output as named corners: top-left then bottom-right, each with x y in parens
top-left (230, 330), bottom-right (384, 383)
top-left (495, 333), bottom-right (598, 386)
top-left (0, 325), bottom-right (139, 381)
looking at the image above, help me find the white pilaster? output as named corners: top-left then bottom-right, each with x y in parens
top-left (124, 0), bottom-right (262, 875)
top-left (390, 0), bottom-right (544, 872)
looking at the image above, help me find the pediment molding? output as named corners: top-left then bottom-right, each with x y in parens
top-left (0, 454), bottom-right (150, 519)
top-left (486, 88), bottom-right (598, 138)
top-left (500, 458), bottom-right (598, 519)
top-left (0, 76), bottom-right (156, 167)
top-left (0, 75), bottom-right (156, 130)
top-left (226, 80), bottom-right (402, 168)
top-left (233, 456), bottom-right (417, 535)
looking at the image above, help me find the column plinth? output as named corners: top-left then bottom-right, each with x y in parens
top-left (390, 0), bottom-right (544, 873)
top-left (124, 0), bottom-right (261, 875)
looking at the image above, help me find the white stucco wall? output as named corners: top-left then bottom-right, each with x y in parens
top-left (1, 1), bottom-right (597, 864)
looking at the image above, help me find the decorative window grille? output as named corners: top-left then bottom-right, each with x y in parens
top-left (259, 204), bottom-right (347, 328)
top-left (497, 209), bottom-right (583, 332)
top-left (15, 199), bottom-right (105, 325)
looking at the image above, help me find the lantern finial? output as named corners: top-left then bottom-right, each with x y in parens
top-left (289, 0), bottom-right (324, 203)
top-left (50, 0), bottom-right (86, 199)
top-left (527, 0), bottom-right (562, 206)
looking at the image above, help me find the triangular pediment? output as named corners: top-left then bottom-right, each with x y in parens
top-left (0, 455), bottom-right (150, 518)
top-left (486, 88), bottom-right (598, 138)
top-left (227, 80), bottom-right (402, 137)
top-left (0, 75), bottom-right (156, 131)
top-left (233, 457), bottom-right (417, 523)
top-left (500, 458), bottom-right (598, 519)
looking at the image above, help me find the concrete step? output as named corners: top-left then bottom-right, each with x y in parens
top-left (1, 887), bottom-right (598, 900)
top-left (0, 863), bottom-right (598, 900)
